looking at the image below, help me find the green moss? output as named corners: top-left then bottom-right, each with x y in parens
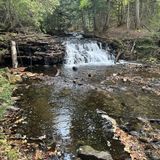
top-left (0, 68), bottom-right (14, 118)
top-left (142, 56), bottom-right (159, 64)
top-left (136, 37), bottom-right (155, 46)
top-left (136, 45), bottom-right (159, 54)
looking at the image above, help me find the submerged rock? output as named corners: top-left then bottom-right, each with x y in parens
top-left (77, 145), bottom-right (113, 160)
top-left (88, 73), bottom-right (92, 77)
top-left (72, 66), bottom-right (78, 71)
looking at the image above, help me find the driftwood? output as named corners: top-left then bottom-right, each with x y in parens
top-left (115, 50), bottom-right (123, 63)
top-left (55, 68), bottom-right (60, 77)
top-left (11, 41), bottom-right (18, 68)
top-left (137, 117), bottom-right (160, 124)
top-left (131, 41), bottom-right (136, 53)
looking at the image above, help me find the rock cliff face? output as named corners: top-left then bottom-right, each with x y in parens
top-left (0, 32), bottom-right (65, 66)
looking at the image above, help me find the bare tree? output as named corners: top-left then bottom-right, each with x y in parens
top-left (135, 0), bottom-right (140, 29)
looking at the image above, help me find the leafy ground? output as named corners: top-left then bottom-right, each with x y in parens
top-left (0, 68), bottom-right (13, 118)
top-left (0, 68), bottom-right (27, 160)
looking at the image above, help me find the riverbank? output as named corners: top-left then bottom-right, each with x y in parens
top-left (0, 68), bottom-right (26, 160)
top-left (0, 67), bottom-right (47, 160)
top-left (93, 28), bottom-right (160, 63)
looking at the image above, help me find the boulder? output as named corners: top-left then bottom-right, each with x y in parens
top-left (77, 145), bottom-right (113, 160)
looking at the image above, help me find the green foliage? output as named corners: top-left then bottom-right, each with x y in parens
top-left (0, 0), bottom-right (160, 33)
top-left (42, 0), bottom-right (81, 33)
top-left (80, 0), bottom-right (92, 9)
top-left (0, 0), bottom-right (59, 30)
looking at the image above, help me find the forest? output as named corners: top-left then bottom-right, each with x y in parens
top-left (0, 1), bottom-right (160, 160)
top-left (0, 0), bottom-right (160, 33)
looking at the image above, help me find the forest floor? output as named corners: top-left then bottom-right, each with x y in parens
top-left (102, 27), bottom-right (152, 40)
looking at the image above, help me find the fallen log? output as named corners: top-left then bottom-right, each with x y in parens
top-left (115, 50), bottom-right (123, 63)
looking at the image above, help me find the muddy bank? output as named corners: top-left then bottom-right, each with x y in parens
top-left (0, 32), bottom-right (65, 66)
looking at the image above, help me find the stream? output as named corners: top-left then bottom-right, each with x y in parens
top-left (15, 37), bottom-right (160, 160)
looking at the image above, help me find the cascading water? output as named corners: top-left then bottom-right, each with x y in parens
top-left (65, 38), bottom-right (115, 67)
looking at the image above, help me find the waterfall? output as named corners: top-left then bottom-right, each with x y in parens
top-left (65, 38), bottom-right (115, 67)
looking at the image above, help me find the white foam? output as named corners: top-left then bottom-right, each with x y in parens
top-left (65, 39), bottom-right (115, 67)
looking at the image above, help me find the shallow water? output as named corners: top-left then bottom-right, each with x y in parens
top-left (16, 64), bottom-right (160, 160)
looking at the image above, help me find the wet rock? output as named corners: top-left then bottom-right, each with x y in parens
top-left (73, 80), bottom-right (83, 86)
top-left (122, 77), bottom-right (128, 82)
top-left (113, 73), bottom-right (117, 77)
top-left (77, 145), bottom-right (113, 160)
top-left (146, 150), bottom-right (160, 160)
top-left (88, 73), bottom-right (92, 77)
top-left (14, 133), bottom-right (23, 139)
top-left (72, 66), bottom-right (78, 71)
top-left (129, 131), bottom-right (140, 137)
top-left (7, 106), bottom-right (20, 112)
top-left (25, 72), bottom-right (37, 78)
top-left (60, 88), bottom-right (71, 97)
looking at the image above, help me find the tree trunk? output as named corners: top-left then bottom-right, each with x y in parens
top-left (102, 0), bottom-right (111, 31)
top-left (92, 0), bottom-right (97, 33)
top-left (117, 1), bottom-right (124, 26)
top-left (81, 11), bottom-right (87, 33)
top-left (127, 2), bottom-right (130, 30)
top-left (135, 0), bottom-right (140, 29)
top-left (11, 41), bottom-right (18, 68)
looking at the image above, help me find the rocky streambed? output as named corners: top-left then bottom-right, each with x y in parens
top-left (1, 63), bottom-right (160, 160)
top-left (0, 32), bottom-right (160, 160)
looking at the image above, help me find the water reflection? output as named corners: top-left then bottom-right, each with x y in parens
top-left (17, 65), bottom-right (160, 160)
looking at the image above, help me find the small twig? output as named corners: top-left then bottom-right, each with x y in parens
top-left (131, 40), bottom-right (136, 54)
